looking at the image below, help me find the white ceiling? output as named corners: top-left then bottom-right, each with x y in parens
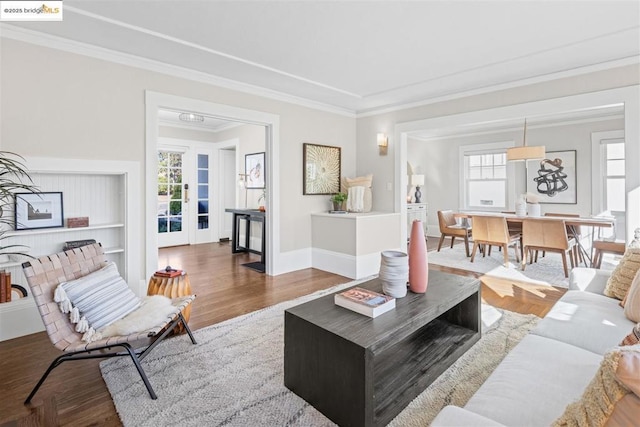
top-left (3, 1), bottom-right (640, 115)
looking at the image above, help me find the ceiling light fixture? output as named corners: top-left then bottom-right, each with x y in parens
top-left (179, 112), bottom-right (204, 122)
top-left (506, 119), bottom-right (545, 161)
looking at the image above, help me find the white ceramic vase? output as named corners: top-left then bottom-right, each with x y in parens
top-left (527, 203), bottom-right (541, 217)
top-left (379, 250), bottom-right (408, 298)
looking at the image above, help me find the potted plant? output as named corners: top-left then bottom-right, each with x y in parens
top-left (330, 192), bottom-right (347, 211)
top-left (0, 152), bottom-right (38, 258)
top-left (258, 189), bottom-right (266, 212)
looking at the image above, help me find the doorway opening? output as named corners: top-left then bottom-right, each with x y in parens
top-left (145, 92), bottom-right (280, 278)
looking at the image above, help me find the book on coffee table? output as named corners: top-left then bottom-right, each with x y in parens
top-left (334, 287), bottom-right (395, 318)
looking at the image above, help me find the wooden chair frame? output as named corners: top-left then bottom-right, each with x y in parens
top-left (437, 210), bottom-right (472, 257)
top-left (522, 219), bottom-right (577, 278)
top-left (21, 243), bottom-right (197, 404)
top-left (470, 215), bottom-right (521, 267)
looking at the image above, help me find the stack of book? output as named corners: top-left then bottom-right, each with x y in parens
top-left (154, 267), bottom-right (184, 278)
top-left (0, 270), bottom-right (12, 303)
top-left (334, 287), bottom-right (395, 318)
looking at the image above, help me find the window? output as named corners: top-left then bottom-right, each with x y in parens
top-left (604, 141), bottom-right (625, 212)
top-left (464, 152), bottom-right (507, 210)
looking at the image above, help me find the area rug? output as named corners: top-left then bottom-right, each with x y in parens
top-left (100, 282), bottom-right (539, 427)
top-left (428, 244), bottom-right (578, 287)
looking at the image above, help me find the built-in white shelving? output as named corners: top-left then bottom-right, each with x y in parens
top-left (0, 156), bottom-right (141, 342)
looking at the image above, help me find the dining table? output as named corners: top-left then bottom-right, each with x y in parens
top-left (453, 211), bottom-right (615, 267)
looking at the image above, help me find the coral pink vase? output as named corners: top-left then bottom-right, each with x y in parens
top-left (408, 220), bottom-right (428, 293)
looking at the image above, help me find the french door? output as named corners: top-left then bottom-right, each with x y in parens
top-left (157, 149), bottom-right (189, 247)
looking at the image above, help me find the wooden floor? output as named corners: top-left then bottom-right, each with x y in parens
top-left (0, 239), bottom-right (565, 426)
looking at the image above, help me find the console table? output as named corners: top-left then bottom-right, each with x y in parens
top-left (224, 208), bottom-right (265, 272)
top-left (284, 271), bottom-right (481, 427)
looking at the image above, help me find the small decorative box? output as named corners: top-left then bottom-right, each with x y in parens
top-left (67, 217), bottom-right (89, 228)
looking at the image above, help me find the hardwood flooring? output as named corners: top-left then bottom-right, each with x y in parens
top-left (0, 239), bottom-right (565, 426)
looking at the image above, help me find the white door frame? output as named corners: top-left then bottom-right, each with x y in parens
top-left (216, 138), bottom-right (239, 241)
top-left (145, 91), bottom-right (280, 277)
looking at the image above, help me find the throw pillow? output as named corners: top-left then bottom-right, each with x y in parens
top-left (604, 248), bottom-right (640, 300)
top-left (615, 345), bottom-right (640, 397)
top-left (552, 347), bottom-right (630, 427)
top-left (620, 323), bottom-right (640, 346)
top-left (54, 262), bottom-right (141, 341)
top-left (342, 174), bottom-right (373, 212)
top-left (623, 269), bottom-right (640, 322)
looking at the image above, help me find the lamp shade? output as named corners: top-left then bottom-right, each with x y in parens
top-left (411, 174), bottom-right (425, 186)
top-left (377, 133), bottom-right (388, 147)
top-left (506, 145), bottom-right (546, 161)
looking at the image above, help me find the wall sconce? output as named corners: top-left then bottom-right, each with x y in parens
top-left (411, 174), bottom-right (425, 203)
top-left (377, 133), bottom-right (388, 156)
top-left (238, 173), bottom-right (249, 208)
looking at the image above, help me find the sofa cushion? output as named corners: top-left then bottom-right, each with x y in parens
top-left (623, 269), bottom-right (640, 322)
top-left (569, 267), bottom-right (611, 293)
top-left (463, 334), bottom-right (602, 427)
top-left (531, 290), bottom-right (634, 355)
top-left (604, 248), bottom-right (640, 300)
top-left (430, 405), bottom-right (507, 427)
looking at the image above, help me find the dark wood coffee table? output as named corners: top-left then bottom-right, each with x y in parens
top-left (284, 270), bottom-right (481, 427)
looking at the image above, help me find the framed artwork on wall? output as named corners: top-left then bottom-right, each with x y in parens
top-left (526, 150), bottom-right (577, 204)
top-left (245, 152), bottom-right (265, 189)
top-left (14, 192), bottom-right (65, 230)
top-left (303, 143), bottom-right (341, 195)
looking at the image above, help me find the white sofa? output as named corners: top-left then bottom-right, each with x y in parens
top-left (431, 267), bottom-right (638, 426)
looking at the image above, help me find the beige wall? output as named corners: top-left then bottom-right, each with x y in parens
top-left (0, 39), bottom-right (356, 276)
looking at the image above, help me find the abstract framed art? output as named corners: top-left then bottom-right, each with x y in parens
top-left (245, 152), bottom-right (265, 189)
top-left (303, 143), bottom-right (341, 195)
top-left (526, 150), bottom-right (577, 204)
top-left (14, 192), bottom-right (64, 230)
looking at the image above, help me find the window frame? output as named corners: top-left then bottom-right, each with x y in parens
top-left (459, 141), bottom-right (516, 212)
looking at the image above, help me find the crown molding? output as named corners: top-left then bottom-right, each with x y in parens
top-left (356, 56), bottom-right (640, 118)
top-left (1, 24), bottom-right (637, 120)
top-left (0, 24), bottom-right (357, 118)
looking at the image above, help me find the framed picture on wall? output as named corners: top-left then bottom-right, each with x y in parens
top-left (14, 192), bottom-right (65, 230)
top-left (303, 143), bottom-right (341, 195)
top-left (526, 150), bottom-right (577, 204)
top-left (245, 152), bottom-right (265, 189)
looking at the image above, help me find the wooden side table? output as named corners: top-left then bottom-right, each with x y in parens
top-left (147, 272), bottom-right (192, 334)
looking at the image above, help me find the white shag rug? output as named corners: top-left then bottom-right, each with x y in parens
top-left (100, 280), bottom-right (539, 427)
top-left (426, 243), bottom-right (617, 288)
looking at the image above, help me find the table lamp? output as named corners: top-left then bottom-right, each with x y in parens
top-left (411, 174), bottom-right (425, 203)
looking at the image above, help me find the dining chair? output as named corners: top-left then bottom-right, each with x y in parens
top-left (544, 213), bottom-right (583, 264)
top-left (437, 210), bottom-right (471, 257)
top-left (522, 218), bottom-right (577, 277)
top-left (470, 215), bottom-right (521, 267)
